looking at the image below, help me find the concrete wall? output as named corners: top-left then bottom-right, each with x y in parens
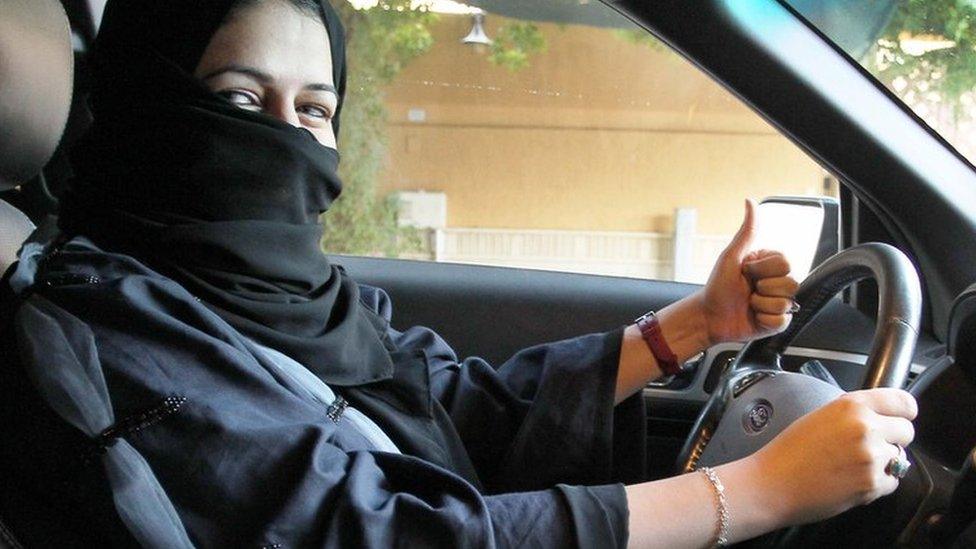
top-left (375, 15), bottom-right (829, 236)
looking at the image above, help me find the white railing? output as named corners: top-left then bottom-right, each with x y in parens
top-left (414, 227), bottom-right (732, 283)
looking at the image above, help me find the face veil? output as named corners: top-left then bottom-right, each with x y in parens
top-left (58, 0), bottom-right (396, 386)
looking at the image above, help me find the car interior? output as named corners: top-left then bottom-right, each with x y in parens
top-left (4, 0), bottom-right (976, 547)
top-left (0, 0), bottom-right (73, 545)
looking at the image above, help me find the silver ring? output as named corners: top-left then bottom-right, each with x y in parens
top-left (885, 445), bottom-right (911, 479)
top-left (788, 300), bottom-right (801, 314)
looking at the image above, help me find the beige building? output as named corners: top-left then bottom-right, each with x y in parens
top-left (374, 15), bottom-right (830, 280)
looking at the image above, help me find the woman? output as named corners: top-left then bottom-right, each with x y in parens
top-left (3, 0), bottom-right (917, 547)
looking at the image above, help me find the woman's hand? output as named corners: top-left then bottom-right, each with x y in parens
top-left (617, 199), bottom-right (800, 400)
top-left (624, 389), bottom-right (917, 547)
top-left (695, 199), bottom-right (800, 346)
top-left (749, 388), bottom-right (918, 525)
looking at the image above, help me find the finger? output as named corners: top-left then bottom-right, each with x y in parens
top-left (871, 462), bottom-right (901, 501)
top-left (873, 442), bottom-right (903, 499)
top-left (873, 415), bottom-right (915, 447)
top-left (856, 433), bottom-right (902, 504)
top-left (744, 248), bottom-right (778, 263)
top-left (724, 199), bottom-right (757, 262)
top-left (743, 253), bottom-right (791, 280)
top-left (750, 294), bottom-right (795, 315)
top-left (755, 312), bottom-right (791, 332)
top-left (846, 389), bottom-right (918, 420)
top-left (756, 276), bottom-right (799, 298)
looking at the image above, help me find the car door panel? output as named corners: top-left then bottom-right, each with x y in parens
top-left (335, 254), bottom-right (884, 477)
top-left (335, 255), bottom-right (878, 364)
top-left (334, 254), bottom-right (696, 365)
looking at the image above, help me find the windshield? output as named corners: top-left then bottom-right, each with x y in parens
top-left (784, 0), bottom-right (976, 164)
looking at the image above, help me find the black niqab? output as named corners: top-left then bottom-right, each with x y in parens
top-left (58, 0), bottom-right (395, 386)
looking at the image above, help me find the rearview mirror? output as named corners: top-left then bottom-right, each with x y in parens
top-left (755, 196), bottom-right (840, 280)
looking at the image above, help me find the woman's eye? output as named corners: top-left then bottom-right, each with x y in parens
top-left (219, 90), bottom-right (262, 111)
top-left (297, 104), bottom-right (332, 120)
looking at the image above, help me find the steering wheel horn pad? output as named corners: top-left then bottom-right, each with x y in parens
top-left (695, 370), bottom-right (845, 468)
top-left (678, 243), bottom-right (922, 473)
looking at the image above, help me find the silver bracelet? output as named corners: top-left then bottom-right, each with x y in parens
top-left (699, 466), bottom-right (731, 547)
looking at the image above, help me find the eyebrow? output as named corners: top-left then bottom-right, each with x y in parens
top-left (200, 64), bottom-right (338, 95)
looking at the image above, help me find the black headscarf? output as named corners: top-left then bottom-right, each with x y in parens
top-left (58, 0), bottom-right (395, 386)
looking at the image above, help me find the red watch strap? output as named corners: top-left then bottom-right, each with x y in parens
top-left (635, 312), bottom-right (682, 377)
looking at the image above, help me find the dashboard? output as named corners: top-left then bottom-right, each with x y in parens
top-left (644, 341), bottom-right (928, 402)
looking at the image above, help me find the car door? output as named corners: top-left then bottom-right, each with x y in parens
top-left (325, 0), bottom-right (907, 479)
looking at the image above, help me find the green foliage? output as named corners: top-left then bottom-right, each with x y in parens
top-left (613, 29), bottom-right (669, 53)
top-left (321, 3), bottom-right (437, 256)
top-left (322, 4), bottom-right (549, 256)
top-left (869, 0), bottom-right (976, 119)
top-left (489, 22), bottom-right (548, 71)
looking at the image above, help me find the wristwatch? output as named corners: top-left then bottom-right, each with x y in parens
top-left (634, 311), bottom-right (682, 377)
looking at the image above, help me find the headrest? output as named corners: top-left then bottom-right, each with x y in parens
top-left (0, 198), bottom-right (35, 276)
top-left (0, 0), bottom-right (73, 191)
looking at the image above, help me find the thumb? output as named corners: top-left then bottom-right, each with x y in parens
top-left (725, 198), bottom-right (757, 261)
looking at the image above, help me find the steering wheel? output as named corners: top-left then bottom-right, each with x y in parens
top-left (676, 243), bottom-right (923, 473)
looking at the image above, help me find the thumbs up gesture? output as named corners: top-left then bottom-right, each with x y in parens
top-left (699, 199), bottom-right (799, 345)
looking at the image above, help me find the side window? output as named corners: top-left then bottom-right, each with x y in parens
top-left (325, 1), bottom-right (837, 284)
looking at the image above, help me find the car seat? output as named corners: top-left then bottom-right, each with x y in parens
top-left (0, 2), bottom-right (180, 546)
top-left (0, 202), bottom-right (34, 278)
top-left (0, 0), bottom-right (71, 276)
top-left (0, 2), bottom-right (76, 547)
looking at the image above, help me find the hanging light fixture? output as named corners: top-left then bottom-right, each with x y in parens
top-left (462, 12), bottom-right (492, 49)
